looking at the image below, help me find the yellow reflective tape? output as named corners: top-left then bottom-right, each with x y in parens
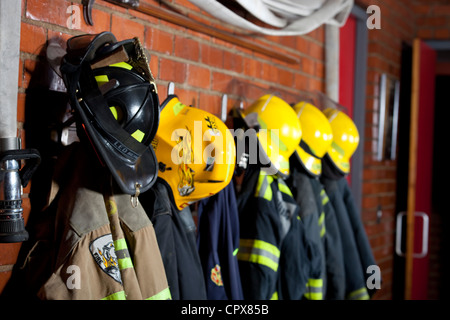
top-left (110, 61), bottom-right (133, 70)
top-left (318, 211), bottom-right (325, 226)
top-left (101, 290), bottom-right (126, 300)
top-left (278, 180), bottom-right (293, 197)
top-left (319, 212), bottom-right (326, 237)
top-left (307, 278), bottom-right (323, 288)
top-left (237, 252), bottom-right (278, 272)
top-left (347, 287), bottom-right (370, 300)
top-left (117, 257), bottom-right (133, 270)
top-left (304, 292), bottom-right (323, 300)
top-left (238, 239), bottom-right (280, 272)
top-left (95, 75), bottom-right (109, 86)
top-left (331, 141), bottom-right (345, 156)
top-left (239, 239), bottom-right (280, 258)
top-left (254, 174), bottom-right (273, 201)
top-left (172, 101), bottom-right (185, 116)
top-left (110, 107), bottom-right (119, 120)
top-left (233, 248), bottom-right (239, 256)
top-left (131, 129), bottom-right (145, 142)
top-left (305, 278), bottom-right (324, 300)
top-left (321, 189), bottom-right (330, 206)
top-left (114, 238), bottom-right (128, 251)
top-left (113, 238), bottom-right (133, 270)
top-left (270, 291), bottom-right (278, 300)
top-left (146, 287), bottom-right (172, 300)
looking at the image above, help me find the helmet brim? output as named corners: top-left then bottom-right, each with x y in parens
top-left (327, 147), bottom-right (350, 174)
top-left (76, 97), bottom-right (159, 195)
top-left (295, 145), bottom-right (322, 176)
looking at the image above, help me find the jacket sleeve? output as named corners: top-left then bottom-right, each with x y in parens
top-left (197, 182), bottom-right (244, 300)
top-left (321, 187), bottom-right (346, 300)
top-left (288, 170), bottom-right (325, 300)
top-left (339, 178), bottom-right (379, 296)
top-left (322, 178), bottom-right (370, 300)
top-left (237, 173), bottom-right (284, 300)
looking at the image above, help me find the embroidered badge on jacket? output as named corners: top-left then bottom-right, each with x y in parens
top-left (90, 234), bottom-right (122, 284)
top-left (211, 264), bottom-right (224, 286)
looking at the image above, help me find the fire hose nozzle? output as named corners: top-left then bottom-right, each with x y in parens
top-left (0, 148), bottom-right (40, 243)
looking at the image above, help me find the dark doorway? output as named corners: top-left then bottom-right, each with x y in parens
top-left (428, 74), bottom-right (450, 299)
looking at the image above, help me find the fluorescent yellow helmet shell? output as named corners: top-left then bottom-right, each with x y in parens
top-left (241, 94), bottom-right (302, 177)
top-left (293, 101), bottom-right (333, 176)
top-left (153, 95), bottom-right (236, 210)
top-left (323, 108), bottom-right (360, 174)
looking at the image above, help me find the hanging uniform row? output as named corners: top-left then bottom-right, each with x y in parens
top-left (4, 31), bottom-right (378, 300)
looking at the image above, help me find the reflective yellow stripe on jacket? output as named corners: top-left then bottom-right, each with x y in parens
top-left (101, 287), bottom-right (172, 300)
top-left (319, 189), bottom-right (328, 237)
top-left (255, 174), bottom-right (274, 201)
top-left (347, 287), bottom-right (370, 300)
top-left (102, 291), bottom-right (127, 300)
top-left (304, 278), bottom-right (324, 300)
top-left (114, 238), bottom-right (134, 270)
top-left (237, 239), bottom-right (280, 272)
top-left (146, 287), bottom-right (172, 300)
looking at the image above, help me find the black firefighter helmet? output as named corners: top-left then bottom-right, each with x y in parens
top-left (60, 32), bottom-right (160, 196)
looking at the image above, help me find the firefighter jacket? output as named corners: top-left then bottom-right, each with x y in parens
top-left (13, 143), bottom-right (171, 300)
top-left (310, 177), bottom-right (346, 300)
top-left (287, 165), bottom-right (327, 300)
top-left (236, 166), bottom-right (312, 300)
top-left (140, 178), bottom-right (207, 300)
top-left (337, 177), bottom-right (378, 297)
top-left (321, 176), bottom-right (370, 300)
top-left (197, 182), bottom-right (244, 300)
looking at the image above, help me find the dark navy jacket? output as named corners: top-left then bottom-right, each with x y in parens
top-left (197, 182), bottom-right (244, 300)
top-left (141, 178), bottom-right (207, 300)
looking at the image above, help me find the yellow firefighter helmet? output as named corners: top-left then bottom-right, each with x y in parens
top-left (152, 95), bottom-right (236, 209)
top-left (292, 101), bottom-right (333, 176)
top-left (323, 108), bottom-right (360, 174)
top-left (239, 94), bottom-right (302, 177)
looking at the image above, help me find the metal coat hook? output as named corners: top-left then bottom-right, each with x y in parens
top-left (82, 0), bottom-right (95, 26)
top-left (167, 81), bottom-right (175, 96)
top-left (221, 94), bottom-right (228, 122)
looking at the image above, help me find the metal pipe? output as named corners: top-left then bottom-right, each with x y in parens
top-left (0, 0), bottom-right (41, 243)
top-left (0, 0), bottom-right (21, 142)
top-left (325, 24), bottom-right (340, 102)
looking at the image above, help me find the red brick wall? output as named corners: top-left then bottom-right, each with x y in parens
top-left (415, 0), bottom-right (450, 40)
top-left (1, 0), bottom-right (447, 299)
